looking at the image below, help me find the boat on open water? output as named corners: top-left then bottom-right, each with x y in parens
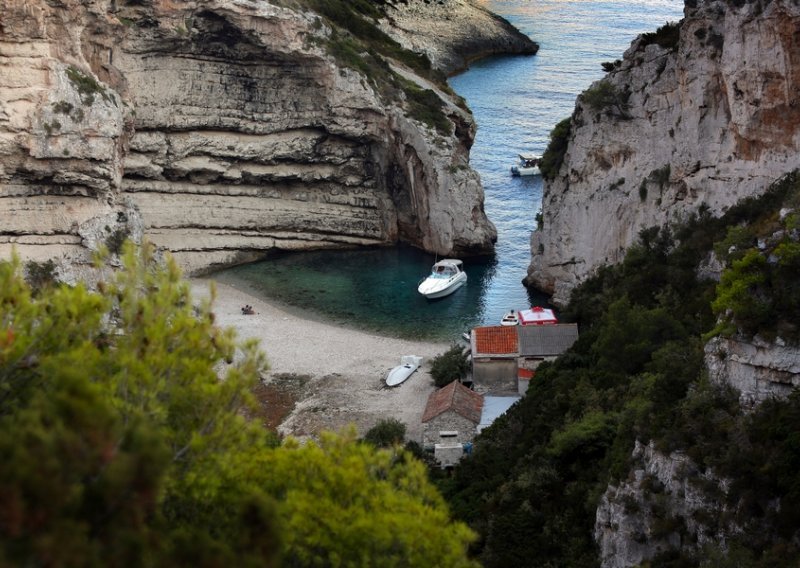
top-left (511, 154), bottom-right (542, 177)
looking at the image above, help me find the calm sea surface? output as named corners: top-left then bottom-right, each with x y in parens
top-left (214, 0), bottom-right (684, 341)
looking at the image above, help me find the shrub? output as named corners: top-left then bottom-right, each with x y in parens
top-left (430, 345), bottom-right (469, 388)
top-left (640, 21), bottom-right (681, 51)
top-left (581, 80), bottom-right (630, 117)
top-left (539, 117), bottom-right (572, 180)
top-left (24, 259), bottom-right (58, 293)
top-left (105, 227), bottom-right (130, 256)
top-left (363, 418), bottom-right (407, 447)
top-left (403, 82), bottom-right (452, 135)
top-left (66, 66), bottom-right (112, 106)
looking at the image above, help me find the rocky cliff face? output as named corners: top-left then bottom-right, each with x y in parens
top-left (0, 0), bottom-right (518, 276)
top-left (526, 0), bottom-right (800, 306)
top-left (377, 0), bottom-right (538, 76)
top-left (595, 333), bottom-right (800, 566)
top-left (595, 441), bottom-right (743, 568)
top-left (705, 335), bottom-right (800, 409)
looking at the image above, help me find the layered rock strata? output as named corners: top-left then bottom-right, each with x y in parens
top-left (705, 335), bottom-right (800, 409)
top-left (0, 0), bottom-right (517, 275)
top-left (527, 0), bottom-right (800, 306)
top-left (377, 0), bottom-right (538, 76)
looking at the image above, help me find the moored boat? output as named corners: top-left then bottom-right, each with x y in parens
top-left (385, 355), bottom-right (423, 387)
top-left (417, 259), bottom-right (467, 299)
top-left (500, 310), bottom-right (520, 326)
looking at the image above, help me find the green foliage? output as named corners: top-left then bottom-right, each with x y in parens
top-left (52, 100), bottom-right (73, 115)
top-left (443, 172), bottom-right (800, 565)
top-left (302, 0), bottom-right (432, 80)
top-left (714, 224), bottom-right (756, 263)
top-left (601, 59), bottom-right (621, 72)
top-left (710, 250), bottom-right (769, 337)
top-left (650, 164), bottom-right (671, 186)
top-left (430, 345), bottom-right (469, 388)
top-left (23, 259), bottom-right (57, 293)
top-left (105, 226), bottom-right (131, 256)
top-left (363, 417), bottom-right (407, 447)
top-left (539, 117), bottom-right (572, 180)
top-left (640, 21), bottom-right (681, 50)
top-left (707, 174), bottom-right (800, 341)
top-left (259, 429), bottom-right (478, 567)
top-left (402, 81), bottom-right (452, 135)
top-left (581, 80), bottom-right (630, 117)
top-left (66, 66), bottom-right (112, 106)
top-left (0, 244), bottom-right (476, 567)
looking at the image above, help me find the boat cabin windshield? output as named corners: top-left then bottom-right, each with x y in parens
top-left (431, 264), bottom-right (458, 278)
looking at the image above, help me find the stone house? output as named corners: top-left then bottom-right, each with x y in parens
top-left (422, 380), bottom-right (483, 446)
top-left (421, 381), bottom-right (483, 466)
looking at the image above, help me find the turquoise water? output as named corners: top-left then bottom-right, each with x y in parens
top-left (215, 0), bottom-right (684, 341)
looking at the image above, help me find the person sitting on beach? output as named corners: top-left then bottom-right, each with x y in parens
top-left (241, 305), bottom-right (254, 315)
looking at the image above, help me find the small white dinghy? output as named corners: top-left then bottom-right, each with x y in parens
top-left (385, 355), bottom-right (423, 387)
top-left (500, 310), bottom-right (520, 326)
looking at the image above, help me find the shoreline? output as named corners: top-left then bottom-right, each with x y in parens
top-left (190, 278), bottom-right (450, 443)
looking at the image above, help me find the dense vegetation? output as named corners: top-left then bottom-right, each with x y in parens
top-left (441, 173), bottom-right (800, 566)
top-left (639, 21), bottom-right (682, 51)
top-left (539, 117), bottom-right (572, 180)
top-left (431, 344), bottom-right (471, 388)
top-left (0, 244), bottom-right (477, 567)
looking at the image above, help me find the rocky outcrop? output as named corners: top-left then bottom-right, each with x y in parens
top-left (595, 441), bottom-right (740, 568)
top-left (705, 335), bottom-right (800, 408)
top-left (526, 0), bottom-right (800, 306)
top-left (377, 0), bottom-right (538, 76)
top-left (0, 0), bottom-right (517, 275)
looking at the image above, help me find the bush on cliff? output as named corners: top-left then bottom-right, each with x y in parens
top-left (539, 117), bottom-right (572, 180)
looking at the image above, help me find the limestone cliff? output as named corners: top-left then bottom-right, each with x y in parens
top-left (595, 441), bottom-right (746, 568)
top-left (0, 0), bottom-right (524, 276)
top-left (526, 0), bottom-right (800, 306)
top-left (377, 0), bottom-right (538, 76)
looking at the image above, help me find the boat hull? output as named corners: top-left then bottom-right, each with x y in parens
top-left (385, 355), bottom-right (422, 387)
top-left (418, 274), bottom-right (467, 299)
top-left (511, 165), bottom-right (540, 177)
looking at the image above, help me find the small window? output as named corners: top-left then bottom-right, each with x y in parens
top-left (439, 431), bottom-right (458, 438)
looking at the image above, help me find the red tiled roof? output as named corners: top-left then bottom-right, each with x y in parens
top-left (474, 325), bottom-right (518, 355)
top-left (422, 381), bottom-right (484, 424)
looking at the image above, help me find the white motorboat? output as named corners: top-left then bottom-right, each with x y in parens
top-left (500, 310), bottom-right (520, 326)
top-left (386, 355), bottom-right (422, 387)
top-left (518, 306), bottom-right (558, 325)
top-left (511, 154), bottom-right (542, 177)
top-left (417, 259), bottom-right (467, 299)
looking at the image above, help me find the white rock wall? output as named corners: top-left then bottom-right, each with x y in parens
top-left (527, 0), bottom-right (800, 306)
top-left (1, 0), bottom-right (505, 275)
